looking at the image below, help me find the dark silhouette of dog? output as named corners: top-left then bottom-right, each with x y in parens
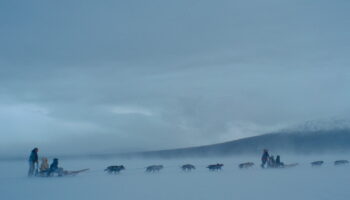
top-left (311, 161), bottom-right (324, 167)
top-left (181, 164), bottom-right (196, 171)
top-left (207, 163), bottom-right (224, 171)
top-left (334, 160), bottom-right (349, 166)
top-left (145, 165), bottom-right (163, 173)
top-left (239, 162), bottom-right (254, 169)
top-left (104, 165), bottom-right (125, 174)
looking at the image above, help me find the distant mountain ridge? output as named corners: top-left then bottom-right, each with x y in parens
top-left (282, 119), bottom-right (350, 133)
top-left (2, 121), bottom-right (350, 161)
top-left (132, 128), bottom-right (350, 158)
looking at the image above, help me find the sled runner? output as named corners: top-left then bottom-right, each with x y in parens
top-left (282, 163), bottom-right (298, 168)
top-left (62, 168), bottom-right (89, 176)
top-left (36, 168), bottom-right (89, 177)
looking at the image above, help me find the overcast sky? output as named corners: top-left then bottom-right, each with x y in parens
top-left (1, 0), bottom-right (350, 157)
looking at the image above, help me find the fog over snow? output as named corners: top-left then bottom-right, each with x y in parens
top-left (2, 156), bottom-right (350, 200)
top-left (1, 0), bottom-right (350, 157)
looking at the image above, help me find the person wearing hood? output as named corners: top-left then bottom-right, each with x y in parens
top-left (268, 155), bottom-right (276, 168)
top-left (47, 158), bottom-right (64, 176)
top-left (28, 148), bottom-right (39, 177)
top-left (40, 157), bottom-right (49, 173)
top-left (276, 155), bottom-right (284, 168)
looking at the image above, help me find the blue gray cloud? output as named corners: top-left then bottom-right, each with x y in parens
top-left (0, 0), bottom-right (350, 157)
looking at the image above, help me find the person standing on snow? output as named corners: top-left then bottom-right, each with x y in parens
top-left (28, 147), bottom-right (39, 177)
top-left (261, 149), bottom-right (269, 168)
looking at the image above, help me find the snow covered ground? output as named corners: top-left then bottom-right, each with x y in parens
top-left (1, 155), bottom-right (349, 200)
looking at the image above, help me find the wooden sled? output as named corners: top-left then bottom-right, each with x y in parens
top-left (282, 163), bottom-right (298, 168)
top-left (36, 168), bottom-right (89, 177)
top-left (62, 168), bottom-right (89, 176)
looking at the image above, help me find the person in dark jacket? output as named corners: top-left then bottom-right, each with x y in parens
top-left (275, 155), bottom-right (284, 168)
top-left (47, 158), bottom-right (64, 176)
top-left (28, 148), bottom-right (39, 177)
top-left (261, 149), bottom-right (269, 168)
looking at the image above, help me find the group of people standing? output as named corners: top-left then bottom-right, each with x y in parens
top-left (28, 147), bottom-right (63, 177)
top-left (261, 149), bottom-right (284, 168)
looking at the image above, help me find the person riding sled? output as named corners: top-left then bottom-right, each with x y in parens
top-left (275, 155), bottom-right (284, 168)
top-left (47, 158), bottom-right (64, 176)
top-left (38, 157), bottom-right (50, 176)
top-left (46, 158), bottom-right (89, 177)
top-left (268, 155), bottom-right (276, 168)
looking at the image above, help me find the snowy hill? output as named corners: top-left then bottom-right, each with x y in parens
top-left (134, 129), bottom-right (350, 158)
